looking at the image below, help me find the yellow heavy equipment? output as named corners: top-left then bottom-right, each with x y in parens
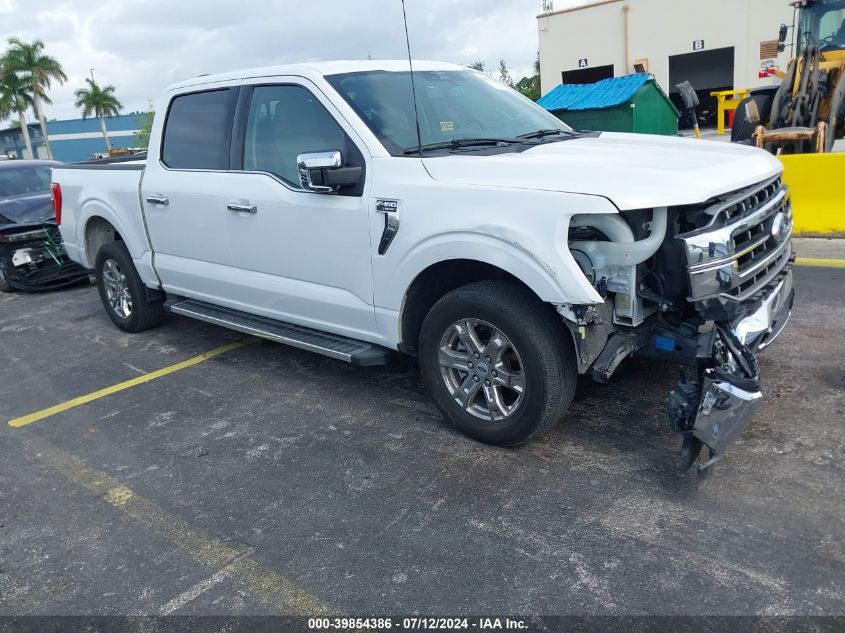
top-left (730, 1), bottom-right (844, 235)
top-left (732, 0), bottom-right (845, 155)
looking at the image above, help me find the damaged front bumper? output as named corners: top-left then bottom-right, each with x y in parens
top-left (734, 269), bottom-right (794, 353)
top-left (667, 268), bottom-right (794, 475)
top-left (0, 223), bottom-right (91, 291)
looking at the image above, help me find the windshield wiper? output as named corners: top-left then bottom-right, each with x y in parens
top-left (402, 138), bottom-right (523, 155)
top-left (517, 129), bottom-right (576, 140)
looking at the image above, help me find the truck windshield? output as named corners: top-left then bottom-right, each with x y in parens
top-left (0, 166), bottom-right (52, 198)
top-left (798, 0), bottom-right (845, 51)
top-left (325, 70), bottom-right (572, 156)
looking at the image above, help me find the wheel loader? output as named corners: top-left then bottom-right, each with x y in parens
top-left (732, 0), bottom-right (845, 155)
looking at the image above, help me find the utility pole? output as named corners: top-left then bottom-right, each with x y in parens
top-left (90, 68), bottom-right (95, 82)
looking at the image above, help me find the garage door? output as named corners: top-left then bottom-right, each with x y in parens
top-left (561, 64), bottom-right (615, 85)
top-left (669, 46), bottom-right (735, 128)
top-left (668, 46), bottom-right (735, 94)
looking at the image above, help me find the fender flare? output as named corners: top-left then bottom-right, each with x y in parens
top-left (75, 200), bottom-right (149, 268)
top-left (388, 230), bottom-right (603, 311)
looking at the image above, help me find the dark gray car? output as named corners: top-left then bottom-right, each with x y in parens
top-left (0, 159), bottom-right (90, 291)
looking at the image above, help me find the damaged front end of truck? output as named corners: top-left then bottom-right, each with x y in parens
top-left (562, 175), bottom-right (794, 481)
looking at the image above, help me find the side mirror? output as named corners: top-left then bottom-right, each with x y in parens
top-left (778, 24), bottom-right (789, 43)
top-left (296, 150), bottom-right (362, 193)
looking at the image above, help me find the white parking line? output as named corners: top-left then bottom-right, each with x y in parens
top-left (160, 569), bottom-right (230, 615)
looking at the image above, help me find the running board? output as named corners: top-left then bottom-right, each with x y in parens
top-left (164, 298), bottom-right (391, 366)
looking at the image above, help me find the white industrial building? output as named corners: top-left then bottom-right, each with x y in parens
top-left (538, 0), bottom-right (796, 113)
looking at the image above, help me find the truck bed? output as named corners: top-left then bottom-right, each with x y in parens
top-left (53, 157), bottom-right (157, 287)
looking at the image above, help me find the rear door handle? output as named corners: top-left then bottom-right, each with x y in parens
top-left (226, 201), bottom-right (258, 214)
top-left (145, 195), bottom-right (169, 206)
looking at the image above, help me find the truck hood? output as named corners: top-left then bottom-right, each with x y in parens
top-left (422, 132), bottom-right (784, 210)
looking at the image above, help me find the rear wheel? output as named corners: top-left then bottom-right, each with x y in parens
top-left (95, 241), bottom-right (165, 332)
top-left (418, 280), bottom-right (577, 447)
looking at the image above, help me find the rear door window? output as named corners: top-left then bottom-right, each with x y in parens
top-left (161, 89), bottom-right (237, 170)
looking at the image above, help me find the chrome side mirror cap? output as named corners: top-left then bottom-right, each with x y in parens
top-left (297, 151), bottom-right (342, 193)
top-left (297, 151), bottom-right (363, 193)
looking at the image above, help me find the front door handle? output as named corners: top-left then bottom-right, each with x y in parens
top-left (226, 202), bottom-right (258, 214)
top-left (145, 195), bottom-right (169, 206)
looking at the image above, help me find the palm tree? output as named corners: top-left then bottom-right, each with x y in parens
top-left (74, 77), bottom-right (122, 153)
top-left (0, 70), bottom-right (35, 159)
top-left (2, 38), bottom-right (66, 160)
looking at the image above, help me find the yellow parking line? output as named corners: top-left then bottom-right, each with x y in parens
top-left (795, 257), bottom-right (845, 269)
top-left (31, 439), bottom-right (337, 615)
top-left (8, 341), bottom-right (250, 428)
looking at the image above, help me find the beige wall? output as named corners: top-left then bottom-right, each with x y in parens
top-left (538, 0), bottom-right (796, 95)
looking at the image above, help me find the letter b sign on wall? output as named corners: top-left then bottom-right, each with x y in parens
top-left (693, 40), bottom-right (705, 51)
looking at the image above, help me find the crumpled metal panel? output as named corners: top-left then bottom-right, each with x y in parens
top-left (693, 377), bottom-right (763, 455)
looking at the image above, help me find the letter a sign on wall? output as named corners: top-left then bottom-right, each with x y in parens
top-left (578, 58), bottom-right (589, 68)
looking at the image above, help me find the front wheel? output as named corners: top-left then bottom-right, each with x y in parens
top-left (418, 280), bottom-right (577, 447)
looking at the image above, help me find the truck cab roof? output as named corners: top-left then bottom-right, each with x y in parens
top-left (164, 60), bottom-right (468, 93)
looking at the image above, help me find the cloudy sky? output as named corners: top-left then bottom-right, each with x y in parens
top-left (1, 0), bottom-right (582, 123)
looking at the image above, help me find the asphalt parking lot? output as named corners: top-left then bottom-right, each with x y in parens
top-left (0, 264), bottom-right (843, 618)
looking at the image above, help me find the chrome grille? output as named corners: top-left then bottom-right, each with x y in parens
top-left (678, 176), bottom-right (793, 303)
top-left (713, 177), bottom-right (783, 227)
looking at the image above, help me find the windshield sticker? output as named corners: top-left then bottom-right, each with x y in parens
top-left (439, 121), bottom-right (454, 132)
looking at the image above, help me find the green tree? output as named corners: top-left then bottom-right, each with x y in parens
top-left (498, 59), bottom-right (514, 87)
top-left (515, 76), bottom-right (540, 101)
top-left (74, 77), bottom-right (123, 152)
top-left (515, 52), bottom-right (542, 101)
top-left (468, 59), bottom-right (486, 72)
top-left (0, 69), bottom-right (35, 158)
top-left (134, 110), bottom-right (154, 149)
top-left (2, 38), bottom-right (66, 160)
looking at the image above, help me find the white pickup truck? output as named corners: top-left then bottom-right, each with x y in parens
top-left (54, 61), bottom-right (794, 475)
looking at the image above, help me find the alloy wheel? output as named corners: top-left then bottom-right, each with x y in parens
top-left (438, 318), bottom-right (526, 421)
top-left (102, 259), bottom-right (132, 318)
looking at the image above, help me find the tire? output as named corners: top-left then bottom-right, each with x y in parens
top-left (418, 280), bottom-right (577, 447)
top-left (0, 255), bottom-right (13, 293)
top-left (94, 240), bottom-right (165, 332)
top-left (731, 92), bottom-right (775, 144)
